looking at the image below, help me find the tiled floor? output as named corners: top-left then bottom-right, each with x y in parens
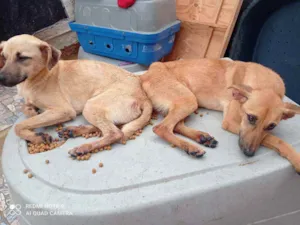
top-left (0, 86), bottom-right (23, 131)
top-left (0, 86), bottom-right (20, 225)
top-left (0, 175), bottom-right (20, 225)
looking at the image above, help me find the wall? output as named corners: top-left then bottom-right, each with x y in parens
top-left (0, 0), bottom-right (77, 50)
top-left (34, 0), bottom-right (78, 50)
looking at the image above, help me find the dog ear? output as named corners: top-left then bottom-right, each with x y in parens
top-left (228, 84), bottom-right (252, 103)
top-left (282, 102), bottom-right (300, 120)
top-left (0, 41), bottom-right (6, 69)
top-left (39, 43), bottom-right (61, 70)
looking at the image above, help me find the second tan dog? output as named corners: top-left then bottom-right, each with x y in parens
top-left (0, 35), bottom-right (152, 156)
top-left (140, 59), bottom-right (300, 173)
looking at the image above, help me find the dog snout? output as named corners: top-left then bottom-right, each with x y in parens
top-left (239, 137), bottom-right (257, 157)
top-left (0, 71), bottom-right (27, 87)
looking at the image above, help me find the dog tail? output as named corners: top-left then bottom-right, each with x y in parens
top-left (120, 99), bottom-right (153, 141)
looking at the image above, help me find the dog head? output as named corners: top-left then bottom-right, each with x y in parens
top-left (229, 84), bottom-right (300, 157)
top-left (0, 34), bottom-right (61, 87)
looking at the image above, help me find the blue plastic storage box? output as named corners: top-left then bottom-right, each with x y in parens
top-left (69, 21), bottom-right (181, 66)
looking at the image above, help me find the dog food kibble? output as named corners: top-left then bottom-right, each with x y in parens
top-left (99, 163), bottom-right (104, 168)
top-left (45, 160), bottom-right (50, 164)
top-left (23, 169), bottom-right (29, 174)
top-left (28, 173), bottom-right (33, 179)
top-left (55, 124), bottom-right (63, 132)
top-left (171, 144), bottom-right (176, 148)
top-left (194, 111), bottom-right (199, 114)
top-left (79, 131), bottom-right (101, 139)
top-left (92, 168), bottom-right (97, 174)
top-left (200, 114), bottom-right (203, 117)
top-left (27, 140), bottom-right (65, 154)
top-left (76, 153), bottom-right (91, 161)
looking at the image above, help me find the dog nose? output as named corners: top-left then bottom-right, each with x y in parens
top-left (243, 148), bottom-right (256, 157)
top-left (239, 138), bottom-right (256, 157)
top-left (0, 74), bottom-right (5, 82)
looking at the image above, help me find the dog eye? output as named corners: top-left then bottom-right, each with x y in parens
top-left (18, 56), bottom-right (31, 61)
top-left (247, 114), bottom-right (257, 125)
top-left (16, 53), bottom-right (31, 62)
top-left (266, 123), bottom-right (276, 130)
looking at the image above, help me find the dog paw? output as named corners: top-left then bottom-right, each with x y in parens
top-left (58, 127), bottom-right (76, 139)
top-left (36, 132), bottom-right (53, 144)
top-left (199, 135), bottom-right (218, 148)
top-left (186, 149), bottom-right (206, 158)
top-left (68, 144), bottom-right (92, 157)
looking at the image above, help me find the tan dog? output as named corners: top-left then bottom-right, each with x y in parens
top-left (140, 59), bottom-right (300, 172)
top-left (0, 35), bottom-right (152, 156)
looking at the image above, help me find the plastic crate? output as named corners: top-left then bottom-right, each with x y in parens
top-left (78, 46), bottom-right (148, 73)
top-left (69, 21), bottom-right (180, 65)
top-left (74, 0), bottom-right (177, 33)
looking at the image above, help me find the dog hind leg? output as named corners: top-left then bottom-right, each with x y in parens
top-left (151, 83), bottom-right (207, 157)
top-left (120, 100), bottom-right (152, 142)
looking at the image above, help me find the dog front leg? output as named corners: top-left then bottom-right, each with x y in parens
top-left (15, 109), bottom-right (76, 144)
top-left (263, 134), bottom-right (300, 173)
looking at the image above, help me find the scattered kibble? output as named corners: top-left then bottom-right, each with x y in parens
top-left (27, 140), bottom-right (65, 154)
top-left (200, 114), bottom-right (203, 117)
top-left (99, 163), bottom-right (104, 168)
top-left (45, 160), bottom-right (50, 164)
top-left (55, 124), bottom-right (63, 132)
top-left (76, 153), bottom-right (91, 161)
top-left (23, 169), bottom-right (29, 174)
top-left (92, 168), bottom-right (97, 174)
top-left (28, 173), bottom-right (33, 179)
top-left (80, 132), bottom-right (101, 139)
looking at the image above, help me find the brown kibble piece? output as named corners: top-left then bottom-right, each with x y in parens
top-left (171, 144), bottom-right (176, 148)
top-left (92, 168), bottom-right (97, 174)
top-left (200, 114), bottom-right (203, 117)
top-left (99, 162), bottom-right (103, 168)
top-left (45, 160), bottom-right (50, 164)
top-left (28, 173), bottom-right (33, 179)
top-left (23, 169), bottom-right (29, 174)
